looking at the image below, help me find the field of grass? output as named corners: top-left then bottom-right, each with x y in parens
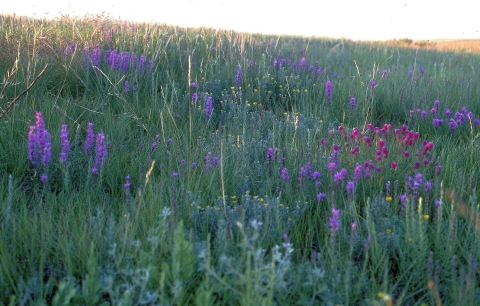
top-left (1, 14), bottom-right (480, 305)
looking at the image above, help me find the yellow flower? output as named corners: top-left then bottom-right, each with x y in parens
top-left (386, 228), bottom-right (392, 234)
top-left (424, 214), bottom-right (430, 220)
top-left (407, 237), bottom-right (413, 243)
top-left (386, 196), bottom-right (393, 202)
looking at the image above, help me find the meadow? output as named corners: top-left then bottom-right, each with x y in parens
top-left (0, 14), bottom-right (480, 305)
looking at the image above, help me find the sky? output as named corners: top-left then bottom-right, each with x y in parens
top-left (1, 0), bottom-right (478, 41)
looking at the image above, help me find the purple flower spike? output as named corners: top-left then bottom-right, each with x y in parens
top-left (205, 96), bottom-right (213, 118)
top-left (317, 192), bottom-right (326, 202)
top-left (325, 80), bottom-right (332, 100)
top-left (281, 167), bottom-right (290, 181)
top-left (59, 124), bottom-right (70, 163)
top-left (349, 97), bottom-right (357, 109)
top-left (124, 174), bottom-right (132, 190)
top-left (84, 122), bottom-right (95, 155)
top-left (329, 208), bottom-right (340, 232)
top-left (235, 67), bottom-right (242, 87)
top-left (346, 181), bottom-right (355, 195)
top-left (93, 133), bottom-right (107, 175)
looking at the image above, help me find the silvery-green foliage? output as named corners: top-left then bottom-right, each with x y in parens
top-left (100, 208), bottom-right (173, 305)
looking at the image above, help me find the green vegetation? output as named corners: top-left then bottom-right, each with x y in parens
top-left (1, 14), bottom-right (480, 305)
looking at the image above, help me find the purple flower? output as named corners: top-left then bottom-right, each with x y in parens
top-left (317, 192), bottom-right (326, 202)
top-left (235, 67), bottom-right (242, 87)
top-left (421, 110), bottom-right (427, 120)
top-left (281, 167), bottom-right (290, 181)
top-left (325, 80), bottom-right (332, 100)
top-left (353, 163), bottom-right (362, 180)
top-left (425, 181), bottom-right (432, 193)
top-left (346, 181), bottom-right (355, 195)
top-left (138, 55), bottom-right (145, 72)
top-left (381, 70), bottom-right (388, 78)
top-left (35, 113), bottom-right (51, 168)
top-left (433, 99), bottom-right (440, 108)
top-left (40, 174), bottom-right (48, 183)
top-left (312, 171), bottom-right (321, 180)
top-left (329, 208), bottom-right (340, 232)
top-left (298, 167), bottom-right (307, 182)
top-left (448, 118), bottom-right (457, 131)
top-left (267, 147), bottom-right (276, 163)
top-left (333, 171), bottom-right (344, 185)
top-left (205, 152), bottom-right (218, 171)
top-left (205, 96), bottom-right (213, 118)
top-left (124, 174), bottom-right (132, 190)
top-left (192, 92), bottom-right (197, 104)
top-left (432, 118), bottom-right (443, 128)
top-left (38, 130), bottom-right (52, 167)
top-left (172, 172), bottom-right (179, 177)
top-left (84, 122), bottom-right (95, 155)
top-left (369, 79), bottom-right (376, 89)
top-left (190, 82), bottom-right (197, 88)
top-left (120, 51), bottom-right (130, 72)
top-left (349, 97), bottom-right (357, 109)
top-left (125, 80), bottom-right (130, 92)
top-left (191, 162), bottom-right (197, 169)
top-left (59, 124), bottom-right (70, 163)
top-left (92, 133), bottom-right (107, 175)
top-left (300, 57), bottom-right (306, 69)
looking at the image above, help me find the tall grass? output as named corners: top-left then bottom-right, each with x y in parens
top-left (1, 13), bottom-right (480, 304)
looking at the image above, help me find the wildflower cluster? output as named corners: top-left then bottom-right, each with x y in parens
top-left (27, 112), bottom-right (52, 182)
top-left (81, 45), bottom-right (153, 74)
top-left (27, 112), bottom-right (107, 184)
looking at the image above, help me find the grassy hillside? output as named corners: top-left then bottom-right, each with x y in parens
top-left (1, 14), bottom-right (480, 305)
